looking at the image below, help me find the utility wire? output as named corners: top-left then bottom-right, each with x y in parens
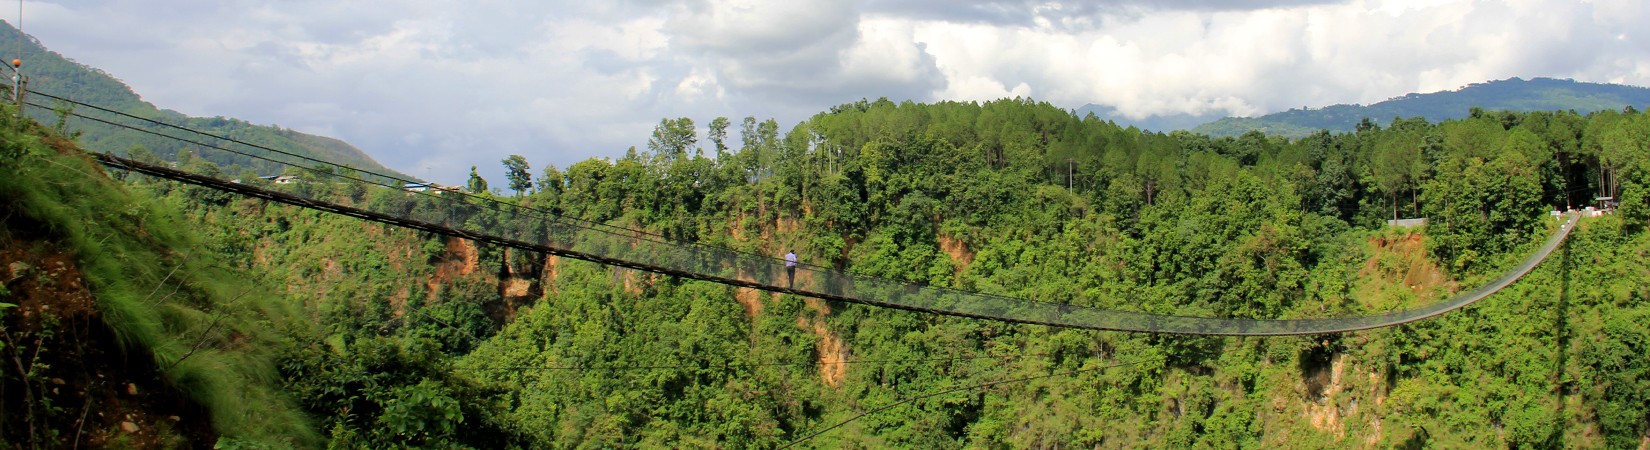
top-left (27, 91), bottom-right (674, 245)
top-left (30, 99), bottom-right (432, 192)
top-left (35, 101), bottom-right (675, 255)
top-left (28, 89), bottom-right (821, 269)
top-left (779, 356), bottom-right (1163, 449)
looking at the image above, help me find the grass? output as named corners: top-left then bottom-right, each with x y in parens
top-left (0, 106), bottom-right (320, 445)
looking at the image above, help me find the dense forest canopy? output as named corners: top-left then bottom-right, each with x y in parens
top-left (5, 91), bottom-right (1650, 447)
top-left (521, 97), bottom-right (1643, 272)
top-left (460, 98), bottom-right (1650, 447)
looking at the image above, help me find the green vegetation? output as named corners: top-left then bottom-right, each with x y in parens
top-left (458, 98), bottom-right (1647, 447)
top-left (1194, 77), bottom-right (1650, 138)
top-left (0, 102), bottom-right (315, 446)
top-left (0, 85), bottom-right (520, 447)
top-left (112, 150), bottom-right (531, 446)
top-left (6, 86), bottom-right (1650, 447)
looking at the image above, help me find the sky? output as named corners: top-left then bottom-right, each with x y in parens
top-left (13, 0), bottom-right (1650, 184)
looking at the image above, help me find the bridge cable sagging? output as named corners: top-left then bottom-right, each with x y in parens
top-left (36, 90), bottom-right (1579, 336)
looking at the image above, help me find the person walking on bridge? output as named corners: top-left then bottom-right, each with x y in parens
top-left (784, 250), bottom-right (798, 288)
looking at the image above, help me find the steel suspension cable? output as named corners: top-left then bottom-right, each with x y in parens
top-left (460, 353), bottom-right (1034, 373)
top-left (49, 94), bottom-right (1581, 336)
top-left (89, 148), bottom-right (1578, 336)
top-left (37, 96), bottom-right (1067, 312)
top-left (27, 89), bottom-right (787, 258)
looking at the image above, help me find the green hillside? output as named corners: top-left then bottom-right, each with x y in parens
top-left (0, 96), bottom-right (525, 445)
top-left (0, 105), bottom-right (321, 446)
top-left (0, 22), bottom-right (406, 179)
top-left (1194, 77), bottom-right (1650, 138)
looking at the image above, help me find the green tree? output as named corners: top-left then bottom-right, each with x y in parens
top-left (535, 163), bottom-right (565, 209)
top-left (1581, 307), bottom-right (1650, 449)
top-left (648, 117), bottom-right (698, 162)
top-left (466, 165), bottom-right (489, 195)
top-left (708, 116), bottom-right (731, 160)
top-left (502, 154), bottom-right (532, 197)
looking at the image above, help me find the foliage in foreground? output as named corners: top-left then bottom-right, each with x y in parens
top-left (0, 106), bottom-right (316, 446)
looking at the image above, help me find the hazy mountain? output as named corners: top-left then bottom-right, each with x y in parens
top-left (1069, 103), bottom-right (1227, 133)
top-left (1071, 103), bottom-right (1225, 132)
top-left (1190, 77), bottom-right (1650, 138)
top-left (0, 22), bottom-right (407, 179)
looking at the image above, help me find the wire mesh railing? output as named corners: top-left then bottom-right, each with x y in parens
top-left (46, 88), bottom-right (1579, 336)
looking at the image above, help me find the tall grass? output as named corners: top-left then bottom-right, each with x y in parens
top-left (0, 106), bottom-right (320, 445)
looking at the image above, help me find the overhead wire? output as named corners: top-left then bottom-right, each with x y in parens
top-left (26, 89), bottom-right (811, 268)
top-left (26, 92), bottom-right (685, 264)
top-left (30, 98), bottom-right (688, 257)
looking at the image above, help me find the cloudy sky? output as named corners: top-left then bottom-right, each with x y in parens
top-left (15, 0), bottom-right (1650, 183)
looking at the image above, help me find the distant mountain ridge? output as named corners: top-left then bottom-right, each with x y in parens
top-left (1189, 77), bottom-right (1650, 138)
top-left (0, 22), bottom-right (405, 179)
top-left (1071, 103), bottom-right (1225, 132)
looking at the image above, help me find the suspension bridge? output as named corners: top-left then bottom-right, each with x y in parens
top-left (31, 90), bottom-right (1579, 336)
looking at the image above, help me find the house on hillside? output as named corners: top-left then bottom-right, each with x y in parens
top-left (259, 175), bottom-right (299, 184)
top-left (1596, 196), bottom-right (1620, 210)
top-left (404, 182), bottom-right (461, 194)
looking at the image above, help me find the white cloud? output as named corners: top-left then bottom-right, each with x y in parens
top-left (669, 0), bottom-right (860, 55)
top-left (914, 0), bottom-right (1650, 119)
top-left (12, 0), bottom-right (1650, 183)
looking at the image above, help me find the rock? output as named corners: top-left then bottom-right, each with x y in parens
top-left (8, 261), bottom-right (31, 278)
top-left (126, 383), bottom-right (138, 396)
top-left (121, 421), bottom-right (139, 433)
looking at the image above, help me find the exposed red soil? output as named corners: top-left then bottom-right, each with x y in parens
top-left (2, 236), bottom-right (215, 448)
top-left (426, 237), bottom-right (480, 303)
top-left (938, 234), bottom-right (975, 275)
top-left (797, 297), bottom-right (847, 388)
top-left (1363, 233), bottom-right (1455, 298)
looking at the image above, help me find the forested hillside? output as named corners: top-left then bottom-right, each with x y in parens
top-left (445, 99), bottom-right (1650, 448)
top-left (5, 94), bottom-right (1650, 447)
top-left (0, 22), bottom-right (405, 179)
top-left (1193, 78), bottom-right (1650, 139)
